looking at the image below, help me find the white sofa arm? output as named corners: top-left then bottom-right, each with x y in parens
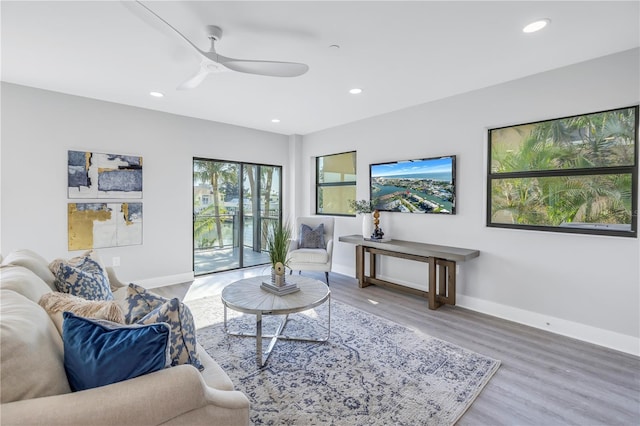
top-left (106, 266), bottom-right (127, 290)
top-left (0, 365), bottom-right (250, 426)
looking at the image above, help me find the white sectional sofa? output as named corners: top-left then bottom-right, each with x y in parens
top-left (0, 249), bottom-right (250, 426)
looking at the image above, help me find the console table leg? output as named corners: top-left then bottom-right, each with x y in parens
top-left (436, 259), bottom-right (456, 306)
top-left (370, 249), bottom-right (376, 280)
top-left (356, 245), bottom-right (367, 287)
top-left (428, 257), bottom-right (439, 310)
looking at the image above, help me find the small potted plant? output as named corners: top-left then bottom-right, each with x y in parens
top-left (348, 199), bottom-right (374, 214)
top-left (348, 199), bottom-right (375, 237)
top-left (265, 220), bottom-right (292, 286)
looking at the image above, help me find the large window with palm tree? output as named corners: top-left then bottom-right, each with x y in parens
top-left (193, 158), bottom-right (282, 274)
top-left (487, 106), bottom-right (638, 237)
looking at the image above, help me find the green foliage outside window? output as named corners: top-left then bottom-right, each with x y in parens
top-left (488, 106), bottom-right (637, 236)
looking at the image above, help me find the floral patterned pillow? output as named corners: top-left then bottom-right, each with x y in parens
top-left (124, 284), bottom-right (204, 371)
top-left (50, 256), bottom-right (113, 301)
top-left (123, 283), bottom-right (166, 323)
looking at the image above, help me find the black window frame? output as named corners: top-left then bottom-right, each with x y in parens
top-left (486, 105), bottom-right (638, 238)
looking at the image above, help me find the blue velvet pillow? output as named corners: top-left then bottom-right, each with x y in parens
top-left (299, 223), bottom-right (325, 248)
top-left (62, 312), bottom-right (170, 392)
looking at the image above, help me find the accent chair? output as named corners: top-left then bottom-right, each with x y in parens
top-left (287, 216), bottom-right (335, 285)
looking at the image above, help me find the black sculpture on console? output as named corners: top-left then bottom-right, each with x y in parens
top-left (370, 210), bottom-right (385, 240)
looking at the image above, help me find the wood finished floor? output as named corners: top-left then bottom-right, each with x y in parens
top-left (154, 269), bottom-right (640, 426)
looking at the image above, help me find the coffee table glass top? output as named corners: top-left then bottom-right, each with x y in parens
top-left (221, 275), bottom-right (330, 315)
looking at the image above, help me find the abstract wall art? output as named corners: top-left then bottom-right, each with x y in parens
top-left (68, 202), bottom-right (143, 250)
top-left (68, 150), bottom-right (142, 198)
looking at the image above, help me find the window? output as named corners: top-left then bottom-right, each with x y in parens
top-left (316, 151), bottom-right (357, 215)
top-left (193, 158), bottom-right (282, 274)
top-left (487, 106), bottom-right (638, 237)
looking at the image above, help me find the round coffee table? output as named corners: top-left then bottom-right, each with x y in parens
top-left (221, 275), bottom-right (331, 367)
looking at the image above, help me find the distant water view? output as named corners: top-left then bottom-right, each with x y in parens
top-left (382, 172), bottom-right (451, 181)
top-left (370, 156), bottom-right (456, 214)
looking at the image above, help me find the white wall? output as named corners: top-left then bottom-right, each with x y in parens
top-left (0, 83), bottom-right (290, 285)
top-left (301, 49), bottom-right (640, 355)
top-left (2, 50), bottom-right (638, 355)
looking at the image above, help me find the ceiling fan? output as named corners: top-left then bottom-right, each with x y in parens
top-left (133, 1), bottom-right (309, 90)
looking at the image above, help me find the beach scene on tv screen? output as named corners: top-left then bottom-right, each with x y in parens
top-left (371, 156), bottom-right (455, 214)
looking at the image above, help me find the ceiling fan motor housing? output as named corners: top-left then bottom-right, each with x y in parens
top-left (207, 25), bottom-right (223, 41)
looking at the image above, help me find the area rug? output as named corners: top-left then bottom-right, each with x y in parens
top-left (189, 296), bottom-right (500, 425)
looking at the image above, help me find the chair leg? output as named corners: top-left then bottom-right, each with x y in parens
top-left (325, 272), bottom-right (329, 286)
top-left (289, 269), bottom-right (292, 275)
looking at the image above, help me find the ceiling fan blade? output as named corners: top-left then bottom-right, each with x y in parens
top-left (132, 1), bottom-right (206, 56)
top-left (218, 57), bottom-right (309, 77)
top-left (177, 63), bottom-right (213, 90)
top-left (128, 1), bottom-right (309, 80)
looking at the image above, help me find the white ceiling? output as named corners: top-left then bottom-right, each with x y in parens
top-left (2, 1), bottom-right (639, 135)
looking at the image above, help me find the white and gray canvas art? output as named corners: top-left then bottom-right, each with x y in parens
top-left (68, 150), bottom-right (142, 198)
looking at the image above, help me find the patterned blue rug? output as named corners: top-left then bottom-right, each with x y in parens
top-left (191, 297), bottom-right (500, 425)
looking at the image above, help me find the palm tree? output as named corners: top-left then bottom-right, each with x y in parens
top-left (245, 165), bottom-right (278, 251)
top-left (550, 174), bottom-right (632, 225)
top-left (194, 160), bottom-right (238, 249)
top-left (491, 108), bottom-right (635, 227)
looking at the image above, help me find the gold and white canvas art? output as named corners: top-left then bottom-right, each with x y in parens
top-left (68, 203), bottom-right (142, 250)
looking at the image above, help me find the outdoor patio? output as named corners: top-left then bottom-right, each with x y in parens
top-left (194, 246), bottom-right (271, 275)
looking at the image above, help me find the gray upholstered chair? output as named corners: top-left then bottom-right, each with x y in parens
top-left (287, 216), bottom-right (335, 285)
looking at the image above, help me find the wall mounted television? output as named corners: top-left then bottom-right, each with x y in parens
top-left (370, 155), bottom-right (456, 214)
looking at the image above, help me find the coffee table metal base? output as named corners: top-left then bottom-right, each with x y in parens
top-left (223, 296), bottom-right (331, 367)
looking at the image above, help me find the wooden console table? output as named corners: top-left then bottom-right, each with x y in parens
top-left (338, 235), bottom-right (479, 310)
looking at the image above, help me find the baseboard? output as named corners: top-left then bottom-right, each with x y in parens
top-left (331, 266), bottom-right (639, 356)
top-left (456, 294), bottom-right (640, 357)
top-left (332, 264), bottom-right (354, 277)
top-left (134, 272), bottom-right (195, 289)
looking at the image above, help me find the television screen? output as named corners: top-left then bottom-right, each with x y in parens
top-left (370, 155), bottom-right (456, 214)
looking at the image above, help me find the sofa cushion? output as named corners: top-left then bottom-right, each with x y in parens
top-left (125, 284), bottom-right (204, 371)
top-left (0, 265), bottom-right (53, 303)
top-left (0, 290), bottom-right (71, 402)
top-left (39, 292), bottom-right (125, 335)
top-left (63, 312), bottom-right (171, 392)
top-left (1, 249), bottom-right (57, 291)
top-left (298, 223), bottom-right (325, 249)
top-left (50, 256), bottom-right (113, 301)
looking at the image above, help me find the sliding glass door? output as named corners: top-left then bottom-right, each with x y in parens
top-left (193, 158), bottom-right (282, 275)
top-left (242, 164), bottom-right (282, 268)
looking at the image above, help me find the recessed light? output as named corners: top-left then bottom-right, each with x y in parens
top-left (523, 19), bottom-right (550, 33)
top-left (149, 91), bottom-right (164, 98)
top-left (349, 88), bottom-right (363, 95)
top-left (271, 119), bottom-right (281, 123)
